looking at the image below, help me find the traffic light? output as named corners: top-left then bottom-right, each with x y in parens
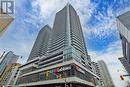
top-left (120, 75), bottom-right (124, 80)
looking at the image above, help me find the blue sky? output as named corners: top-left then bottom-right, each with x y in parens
top-left (0, 0), bottom-right (130, 87)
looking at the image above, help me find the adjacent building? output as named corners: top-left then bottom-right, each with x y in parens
top-left (92, 61), bottom-right (115, 87)
top-left (97, 60), bottom-right (115, 87)
top-left (0, 51), bottom-right (19, 75)
top-left (117, 11), bottom-right (130, 74)
top-left (0, 63), bottom-right (21, 87)
top-left (0, 9), bottom-right (14, 36)
top-left (15, 3), bottom-right (99, 87)
top-left (118, 57), bottom-right (130, 74)
top-left (92, 62), bottom-right (104, 87)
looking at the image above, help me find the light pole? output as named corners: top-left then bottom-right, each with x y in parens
top-left (64, 71), bottom-right (67, 87)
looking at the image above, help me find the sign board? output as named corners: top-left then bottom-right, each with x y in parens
top-left (0, 0), bottom-right (14, 14)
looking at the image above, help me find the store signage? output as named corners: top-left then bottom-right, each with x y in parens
top-left (57, 66), bottom-right (71, 72)
top-left (0, 0), bottom-right (14, 14)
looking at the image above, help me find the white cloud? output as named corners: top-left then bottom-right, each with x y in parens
top-left (86, 6), bottom-right (118, 39)
top-left (32, 0), bottom-right (93, 27)
top-left (32, 0), bottom-right (67, 27)
top-left (31, 0), bottom-right (119, 41)
top-left (89, 40), bottom-right (129, 87)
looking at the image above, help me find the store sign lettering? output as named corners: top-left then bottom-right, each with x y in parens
top-left (57, 66), bottom-right (71, 72)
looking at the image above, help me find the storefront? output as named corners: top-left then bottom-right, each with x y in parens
top-left (17, 64), bottom-right (94, 87)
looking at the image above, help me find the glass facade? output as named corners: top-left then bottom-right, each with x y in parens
top-left (17, 64), bottom-right (92, 85)
top-left (20, 67), bottom-right (37, 75)
top-left (0, 51), bottom-right (18, 74)
top-left (63, 47), bottom-right (92, 71)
